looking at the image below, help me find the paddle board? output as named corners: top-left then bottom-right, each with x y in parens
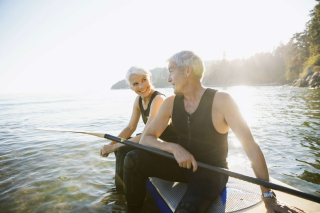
top-left (146, 164), bottom-right (320, 212)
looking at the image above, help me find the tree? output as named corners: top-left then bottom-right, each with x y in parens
top-left (308, 0), bottom-right (320, 56)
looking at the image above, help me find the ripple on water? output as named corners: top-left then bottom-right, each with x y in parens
top-left (0, 87), bottom-right (320, 213)
top-left (298, 170), bottom-right (320, 185)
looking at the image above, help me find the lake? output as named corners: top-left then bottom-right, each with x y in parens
top-left (0, 86), bottom-right (319, 212)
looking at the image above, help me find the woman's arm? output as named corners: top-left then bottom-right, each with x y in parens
top-left (100, 96), bottom-right (141, 157)
top-left (115, 96), bottom-right (141, 141)
top-left (142, 95), bottom-right (165, 132)
top-left (112, 94), bottom-right (165, 145)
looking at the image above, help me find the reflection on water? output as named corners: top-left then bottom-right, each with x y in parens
top-left (0, 86), bottom-right (319, 212)
top-left (227, 86), bottom-right (320, 196)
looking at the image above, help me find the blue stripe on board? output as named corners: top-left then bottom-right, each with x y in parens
top-left (146, 179), bottom-right (172, 213)
top-left (220, 187), bottom-right (227, 205)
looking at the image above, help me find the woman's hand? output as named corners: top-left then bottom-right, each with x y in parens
top-left (100, 144), bottom-right (118, 157)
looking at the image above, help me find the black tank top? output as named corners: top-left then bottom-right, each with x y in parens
top-left (172, 88), bottom-right (228, 168)
top-left (139, 91), bottom-right (178, 143)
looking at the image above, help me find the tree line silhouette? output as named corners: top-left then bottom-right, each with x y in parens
top-left (112, 1), bottom-right (320, 89)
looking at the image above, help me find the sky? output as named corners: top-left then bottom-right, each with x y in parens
top-left (0, 0), bottom-right (318, 93)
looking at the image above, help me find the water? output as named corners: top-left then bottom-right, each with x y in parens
top-left (0, 86), bottom-right (319, 212)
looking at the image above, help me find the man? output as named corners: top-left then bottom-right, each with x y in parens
top-left (122, 51), bottom-right (303, 213)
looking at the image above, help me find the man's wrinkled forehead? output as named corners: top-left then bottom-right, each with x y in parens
top-left (167, 61), bottom-right (177, 70)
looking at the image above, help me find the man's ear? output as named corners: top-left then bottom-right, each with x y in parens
top-left (186, 66), bottom-right (192, 77)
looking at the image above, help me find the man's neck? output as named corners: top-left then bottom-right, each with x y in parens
top-left (182, 82), bottom-right (206, 104)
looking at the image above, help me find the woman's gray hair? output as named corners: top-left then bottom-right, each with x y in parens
top-left (167, 50), bottom-right (205, 80)
top-left (126, 66), bottom-right (152, 86)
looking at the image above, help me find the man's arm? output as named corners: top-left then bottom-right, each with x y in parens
top-left (219, 92), bottom-right (303, 213)
top-left (217, 93), bottom-right (270, 191)
top-left (140, 96), bottom-right (198, 172)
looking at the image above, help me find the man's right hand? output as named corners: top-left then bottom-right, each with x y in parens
top-left (264, 198), bottom-right (305, 213)
top-left (171, 144), bottom-right (198, 172)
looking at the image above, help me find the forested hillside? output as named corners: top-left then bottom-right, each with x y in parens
top-left (112, 1), bottom-right (320, 89)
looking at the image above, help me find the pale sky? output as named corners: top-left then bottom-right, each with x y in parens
top-left (0, 0), bottom-right (318, 93)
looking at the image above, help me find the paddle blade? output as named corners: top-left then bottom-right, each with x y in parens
top-left (36, 128), bottom-right (106, 138)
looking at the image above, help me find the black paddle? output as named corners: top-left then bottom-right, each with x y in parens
top-left (37, 128), bottom-right (320, 204)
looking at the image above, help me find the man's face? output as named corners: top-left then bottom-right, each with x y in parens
top-left (167, 61), bottom-right (187, 94)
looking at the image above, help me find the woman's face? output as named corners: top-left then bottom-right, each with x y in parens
top-left (129, 74), bottom-right (152, 98)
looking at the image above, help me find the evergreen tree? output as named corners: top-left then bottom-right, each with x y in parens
top-left (308, 0), bottom-right (320, 56)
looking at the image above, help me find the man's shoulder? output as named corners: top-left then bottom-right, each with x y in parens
top-left (213, 91), bottom-right (238, 113)
top-left (214, 91), bottom-right (233, 103)
top-left (157, 95), bottom-right (175, 110)
top-left (163, 95), bottom-right (176, 105)
top-left (153, 94), bottom-right (165, 102)
top-left (153, 95), bottom-right (175, 117)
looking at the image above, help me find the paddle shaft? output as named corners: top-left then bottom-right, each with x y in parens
top-left (36, 128), bottom-right (320, 203)
top-left (103, 133), bottom-right (320, 204)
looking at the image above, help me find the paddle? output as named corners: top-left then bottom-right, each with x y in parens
top-left (37, 128), bottom-right (320, 204)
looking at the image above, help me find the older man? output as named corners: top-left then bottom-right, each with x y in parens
top-left (122, 51), bottom-right (302, 213)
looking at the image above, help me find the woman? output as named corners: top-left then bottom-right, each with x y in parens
top-left (99, 66), bottom-right (177, 190)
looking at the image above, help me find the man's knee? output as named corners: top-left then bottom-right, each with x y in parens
top-left (117, 145), bottom-right (134, 157)
top-left (175, 200), bottom-right (198, 213)
top-left (123, 150), bottom-right (145, 173)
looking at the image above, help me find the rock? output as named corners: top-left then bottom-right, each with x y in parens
top-left (293, 78), bottom-right (308, 87)
top-left (311, 82), bottom-right (320, 88)
top-left (306, 75), bottom-right (312, 82)
top-left (111, 79), bottom-right (130, 90)
top-left (292, 68), bottom-right (320, 88)
top-left (309, 72), bottom-right (320, 86)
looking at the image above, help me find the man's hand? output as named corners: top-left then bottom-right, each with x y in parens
top-left (100, 144), bottom-right (117, 157)
top-left (171, 144), bottom-right (198, 172)
top-left (264, 198), bottom-right (305, 213)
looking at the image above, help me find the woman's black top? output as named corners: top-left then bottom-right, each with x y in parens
top-left (139, 91), bottom-right (178, 143)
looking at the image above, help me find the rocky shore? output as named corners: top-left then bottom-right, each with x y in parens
top-left (291, 67), bottom-right (320, 89)
top-left (111, 79), bottom-right (129, 90)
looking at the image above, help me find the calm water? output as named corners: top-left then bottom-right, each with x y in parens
top-left (0, 86), bottom-right (319, 213)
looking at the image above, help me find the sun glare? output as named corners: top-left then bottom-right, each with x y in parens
top-left (0, 0), bottom-right (316, 93)
top-left (229, 86), bottom-right (254, 125)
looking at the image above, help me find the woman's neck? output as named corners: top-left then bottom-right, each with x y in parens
top-left (141, 89), bottom-right (155, 106)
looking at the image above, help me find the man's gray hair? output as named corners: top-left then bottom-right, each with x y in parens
top-left (167, 50), bottom-right (205, 80)
top-left (126, 66), bottom-right (152, 85)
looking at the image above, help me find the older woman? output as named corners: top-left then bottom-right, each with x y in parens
top-left (100, 66), bottom-right (177, 190)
